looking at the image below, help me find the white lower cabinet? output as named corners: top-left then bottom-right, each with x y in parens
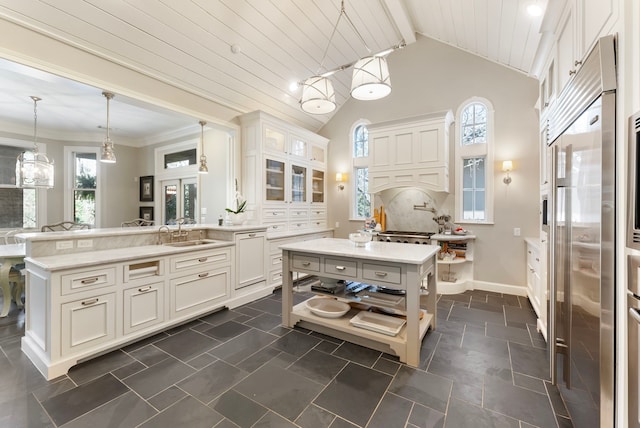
top-left (61, 292), bottom-right (116, 355)
top-left (23, 245), bottom-right (234, 380)
top-left (170, 267), bottom-right (230, 318)
top-left (235, 231), bottom-right (267, 290)
top-left (123, 282), bottom-right (165, 335)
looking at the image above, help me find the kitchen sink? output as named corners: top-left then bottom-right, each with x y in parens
top-left (164, 239), bottom-right (219, 247)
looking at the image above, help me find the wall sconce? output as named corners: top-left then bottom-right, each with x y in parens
top-left (336, 172), bottom-right (346, 190)
top-left (502, 160), bottom-right (513, 184)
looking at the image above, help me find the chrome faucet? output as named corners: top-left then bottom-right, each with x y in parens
top-left (157, 225), bottom-right (170, 245)
top-left (171, 218), bottom-right (189, 242)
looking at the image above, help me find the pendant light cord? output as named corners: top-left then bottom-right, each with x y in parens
top-left (31, 96), bottom-right (41, 152)
top-left (317, 0), bottom-right (371, 74)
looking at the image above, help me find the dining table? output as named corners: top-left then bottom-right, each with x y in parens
top-left (0, 243), bottom-right (26, 317)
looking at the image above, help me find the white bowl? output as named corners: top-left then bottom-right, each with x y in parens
top-left (306, 297), bottom-right (350, 318)
top-left (349, 232), bottom-right (372, 247)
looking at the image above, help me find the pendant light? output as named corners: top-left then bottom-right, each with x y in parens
top-left (198, 120), bottom-right (208, 174)
top-left (100, 91), bottom-right (116, 163)
top-left (16, 96), bottom-right (54, 188)
top-left (351, 56), bottom-right (391, 100)
top-left (299, 0), bottom-right (401, 114)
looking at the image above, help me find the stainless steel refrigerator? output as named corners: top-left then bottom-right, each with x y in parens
top-left (548, 35), bottom-right (616, 428)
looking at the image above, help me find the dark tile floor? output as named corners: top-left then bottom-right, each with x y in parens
top-left (0, 289), bottom-right (574, 427)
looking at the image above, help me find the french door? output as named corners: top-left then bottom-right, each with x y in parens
top-left (161, 178), bottom-right (197, 224)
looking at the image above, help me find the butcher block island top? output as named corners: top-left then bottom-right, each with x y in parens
top-left (279, 238), bottom-right (439, 367)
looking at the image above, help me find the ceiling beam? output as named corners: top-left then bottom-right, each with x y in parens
top-left (382, 0), bottom-right (416, 44)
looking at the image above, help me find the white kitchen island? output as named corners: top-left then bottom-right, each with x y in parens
top-left (280, 238), bottom-right (438, 367)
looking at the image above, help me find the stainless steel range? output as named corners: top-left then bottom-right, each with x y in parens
top-left (377, 230), bottom-right (435, 244)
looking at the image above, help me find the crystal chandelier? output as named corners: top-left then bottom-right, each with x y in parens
top-left (16, 96), bottom-right (54, 188)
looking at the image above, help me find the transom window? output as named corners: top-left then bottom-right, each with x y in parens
top-left (461, 103), bottom-right (487, 146)
top-left (455, 98), bottom-right (494, 224)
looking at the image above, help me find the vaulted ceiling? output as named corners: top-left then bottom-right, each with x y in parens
top-left (0, 0), bottom-right (551, 142)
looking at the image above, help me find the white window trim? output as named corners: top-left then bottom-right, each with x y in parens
top-left (350, 119), bottom-right (371, 220)
top-left (64, 146), bottom-right (102, 226)
top-left (454, 97), bottom-right (495, 224)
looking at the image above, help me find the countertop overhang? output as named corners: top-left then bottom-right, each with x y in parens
top-left (279, 238), bottom-right (439, 264)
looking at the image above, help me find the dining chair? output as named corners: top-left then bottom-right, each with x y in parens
top-left (41, 221), bottom-right (91, 232)
top-left (121, 218), bottom-right (155, 227)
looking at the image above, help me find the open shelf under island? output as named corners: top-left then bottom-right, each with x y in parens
top-left (280, 238), bottom-right (439, 367)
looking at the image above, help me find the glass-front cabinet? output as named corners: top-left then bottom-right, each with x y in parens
top-left (312, 169), bottom-right (324, 203)
top-left (265, 158), bottom-right (285, 202)
top-left (240, 111), bottom-right (329, 234)
top-left (290, 164), bottom-right (307, 203)
top-left (263, 126), bottom-right (286, 155)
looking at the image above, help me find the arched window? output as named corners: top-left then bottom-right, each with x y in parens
top-left (351, 121), bottom-right (370, 219)
top-left (455, 98), bottom-right (494, 223)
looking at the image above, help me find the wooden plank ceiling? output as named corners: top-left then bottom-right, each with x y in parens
top-left (0, 0), bottom-right (547, 139)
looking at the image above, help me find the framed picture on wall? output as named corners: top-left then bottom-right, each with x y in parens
top-left (139, 206), bottom-right (154, 221)
top-left (140, 176), bottom-right (154, 202)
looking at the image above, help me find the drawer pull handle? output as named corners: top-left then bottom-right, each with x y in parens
top-left (81, 298), bottom-right (98, 306)
top-left (302, 261), bottom-right (311, 266)
top-left (273, 225), bottom-right (279, 229)
top-left (375, 271), bottom-right (388, 277)
top-left (198, 257), bottom-right (208, 263)
top-left (536, 258), bottom-right (539, 262)
top-left (198, 272), bottom-right (209, 278)
top-left (80, 277), bottom-right (99, 285)
top-left (249, 233), bottom-right (256, 237)
top-left (335, 266), bottom-right (346, 271)
top-left (138, 286), bottom-right (152, 292)
top-left (278, 257), bottom-right (282, 262)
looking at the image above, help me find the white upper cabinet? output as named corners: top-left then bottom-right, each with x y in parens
top-left (368, 111), bottom-right (454, 194)
top-left (240, 111), bottom-right (329, 236)
top-left (553, 0), bottom-right (619, 97)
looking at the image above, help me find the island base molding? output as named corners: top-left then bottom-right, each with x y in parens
top-left (439, 280), bottom-right (527, 296)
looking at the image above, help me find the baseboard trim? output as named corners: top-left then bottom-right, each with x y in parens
top-left (438, 280), bottom-right (527, 296)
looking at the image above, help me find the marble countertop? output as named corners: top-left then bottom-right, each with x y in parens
top-left (16, 224), bottom-right (267, 242)
top-left (279, 238), bottom-right (439, 264)
top-left (0, 243), bottom-right (25, 258)
top-left (26, 240), bottom-right (234, 271)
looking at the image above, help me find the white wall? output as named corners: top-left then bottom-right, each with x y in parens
top-left (320, 35), bottom-right (540, 287)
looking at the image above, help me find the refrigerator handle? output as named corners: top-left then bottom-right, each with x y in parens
top-left (630, 307), bottom-right (640, 324)
top-left (562, 143), bottom-right (573, 389)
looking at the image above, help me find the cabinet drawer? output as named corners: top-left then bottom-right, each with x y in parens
top-left (170, 267), bottom-right (230, 318)
top-left (310, 219), bottom-right (326, 229)
top-left (324, 258), bottom-right (357, 277)
top-left (310, 209), bottom-right (326, 219)
top-left (289, 209), bottom-right (309, 219)
top-left (289, 222), bottom-right (308, 231)
top-left (263, 208), bottom-right (287, 219)
top-left (527, 245), bottom-right (540, 272)
top-left (270, 253), bottom-right (283, 269)
top-left (61, 267), bottom-right (117, 296)
top-left (362, 263), bottom-right (402, 285)
top-left (61, 292), bottom-right (116, 355)
top-left (269, 269), bottom-right (283, 285)
top-left (292, 254), bottom-right (320, 272)
top-left (265, 222), bottom-right (287, 234)
top-left (170, 248), bottom-right (231, 273)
